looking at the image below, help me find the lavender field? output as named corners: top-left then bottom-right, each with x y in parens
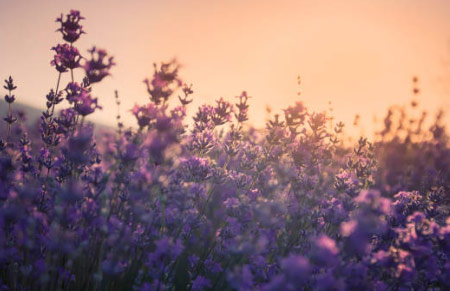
top-left (1, 10), bottom-right (449, 291)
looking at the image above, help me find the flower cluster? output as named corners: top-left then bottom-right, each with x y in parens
top-left (1, 10), bottom-right (450, 291)
top-left (51, 44), bottom-right (82, 73)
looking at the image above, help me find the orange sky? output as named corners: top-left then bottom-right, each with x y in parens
top-left (1, 0), bottom-right (450, 137)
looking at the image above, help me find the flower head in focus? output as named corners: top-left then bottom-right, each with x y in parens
top-left (51, 44), bottom-right (82, 73)
top-left (56, 10), bottom-right (85, 43)
top-left (64, 82), bottom-right (88, 104)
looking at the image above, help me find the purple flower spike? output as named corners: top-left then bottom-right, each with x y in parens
top-left (65, 82), bottom-right (86, 104)
top-left (131, 103), bottom-right (158, 129)
top-left (51, 44), bottom-right (82, 73)
top-left (3, 76), bottom-right (17, 91)
top-left (56, 10), bottom-right (85, 43)
top-left (144, 60), bottom-right (181, 104)
top-left (75, 91), bottom-right (101, 116)
top-left (83, 47), bottom-right (115, 84)
top-left (4, 94), bottom-right (15, 104)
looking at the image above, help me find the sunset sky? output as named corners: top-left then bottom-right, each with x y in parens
top-left (1, 0), bottom-right (450, 136)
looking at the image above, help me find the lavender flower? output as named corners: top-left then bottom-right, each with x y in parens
top-left (144, 60), bottom-right (181, 105)
top-left (83, 47), bottom-right (115, 84)
top-left (51, 44), bottom-right (82, 73)
top-left (56, 10), bottom-right (85, 43)
top-left (3, 76), bottom-right (18, 141)
top-left (131, 103), bottom-right (158, 129)
top-left (74, 91), bottom-right (101, 116)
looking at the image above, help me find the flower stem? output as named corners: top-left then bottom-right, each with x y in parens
top-left (50, 72), bottom-right (62, 116)
top-left (6, 101), bottom-right (11, 142)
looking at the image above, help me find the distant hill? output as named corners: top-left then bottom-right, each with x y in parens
top-left (0, 100), bottom-right (43, 126)
top-left (0, 100), bottom-right (114, 133)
